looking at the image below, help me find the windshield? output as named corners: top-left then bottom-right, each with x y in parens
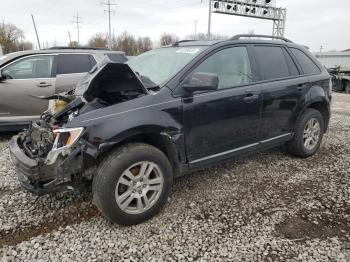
top-left (126, 46), bottom-right (206, 87)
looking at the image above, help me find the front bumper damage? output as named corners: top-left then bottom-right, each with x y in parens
top-left (9, 135), bottom-right (93, 195)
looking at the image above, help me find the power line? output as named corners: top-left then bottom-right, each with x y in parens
top-left (73, 12), bottom-right (82, 45)
top-left (101, 0), bottom-right (117, 50)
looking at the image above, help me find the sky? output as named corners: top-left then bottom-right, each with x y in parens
top-left (1, 0), bottom-right (349, 52)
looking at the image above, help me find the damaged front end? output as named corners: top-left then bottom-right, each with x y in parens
top-left (9, 95), bottom-right (91, 195)
top-left (10, 58), bottom-right (148, 195)
top-left (10, 121), bottom-right (91, 195)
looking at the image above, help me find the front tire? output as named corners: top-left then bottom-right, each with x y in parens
top-left (93, 143), bottom-right (173, 225)
top-left (286, 109), bottom-right (325, 158)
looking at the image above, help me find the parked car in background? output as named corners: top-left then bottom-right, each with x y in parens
top-left (10, 35), bottom-right (331, 225)
top-left (315, 50), bottom-right (350, 93)
top-left (0, 48), bottom-right (127, 131)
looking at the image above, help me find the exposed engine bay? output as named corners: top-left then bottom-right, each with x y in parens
top-left (21, 121), bottom-right (55, 159)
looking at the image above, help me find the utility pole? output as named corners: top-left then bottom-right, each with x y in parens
top-left (319, 45), bottom-right (324, 53)
top-left (21, 36), bottom-right (24, 51)
top-left (101, 0), bottom-right (117, 50)
top-left (31, 14), bottom-right (41, 50)
top-left (207, 0), bottom-right (212, 39)
top-left (194, 20), bottom-right (198, 40)
top-left (73, 12), bottom-right (82, 45)
top-left (201, 0), bottom-right (212, 40)
top-left (68, 30), bottom-right (72, 46)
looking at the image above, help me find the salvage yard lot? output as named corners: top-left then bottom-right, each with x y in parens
top-left (0, 93), bottom-right (349, 261)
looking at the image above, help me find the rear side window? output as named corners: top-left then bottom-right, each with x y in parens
top-left (57, 54), bottom-right (96, 74)
top-left (283, 50), bottom-right (299, 76)
top-left (253, 46), bottom-right (295, 80)
top-left (290, 48), bottom-right (321, 75)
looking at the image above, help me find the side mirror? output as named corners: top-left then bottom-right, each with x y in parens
top-left (183, 72), bottom-right (219, 93)
top-left (0, 71), bottom-right (4, 82)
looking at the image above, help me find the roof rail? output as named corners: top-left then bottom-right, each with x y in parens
top-left (230, 34), bottom-right (293, 43)
top-left (172, 40), bottom-right (197, 46)
top-left (46, 46), bottom-right (109, 50)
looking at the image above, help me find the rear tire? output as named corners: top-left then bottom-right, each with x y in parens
top-left (93, 143), bottom-right (173, 225)
top-left (286, 109), bottom-right (324, 158)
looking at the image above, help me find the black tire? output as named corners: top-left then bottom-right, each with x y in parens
top-left (286, 108), bottom-right (325, 158)
top-left (92, 143), bottom-right (173, 225)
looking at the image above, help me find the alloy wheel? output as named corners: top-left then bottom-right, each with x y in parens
top-left (303, 118), bottom-right (321, 151)
top-left (115, 161), bottom-right (164, 215)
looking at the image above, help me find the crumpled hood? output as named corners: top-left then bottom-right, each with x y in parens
top-left (75, 57), bottom-right (148, 104)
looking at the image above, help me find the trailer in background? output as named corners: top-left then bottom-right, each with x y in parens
top-left (315, 50), bottom-right (350, 94)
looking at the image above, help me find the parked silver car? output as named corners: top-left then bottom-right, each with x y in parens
top-left (0, 48), bottom-right (127, 131)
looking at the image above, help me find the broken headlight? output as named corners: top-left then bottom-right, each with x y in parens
top-left (53, 127), bottom-right (84, 149)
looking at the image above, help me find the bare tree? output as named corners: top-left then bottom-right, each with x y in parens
top-left (137, 37), bottom-right (153, 54)
top-left (185, 32), bottom-right (229, 41)
top-left (16, 41), bottom-right (33, 51)
top-left (88, 33), bottom-right (108, 48)
top-left (211, 33), bottom-right (229, 40)
top-left (68, 41), bottom-right (79, 48)
top-left (160, 33), bottom-right (179, 46)
top-left (0, 23), bottom-right (24, 54)
top-left (185, 32), bottom-right (208, 41)
top-left (113, 31), bottom-right (138, 56)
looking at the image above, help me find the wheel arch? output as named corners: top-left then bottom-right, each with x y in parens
top-left (289, 83), bottom-right (331, 134)
top-left (97, 130), bottom-right (185, 178)
top-left (295, 99), bottom-right (330, 133)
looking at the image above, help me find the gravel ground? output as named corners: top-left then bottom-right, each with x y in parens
top-left (0, 93), bottom-right (349, 261)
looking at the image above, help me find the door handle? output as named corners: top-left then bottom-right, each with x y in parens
top-left (243, 93), bottom-right (258, 103)
top-left (37, 82), bottom-right (52, 88)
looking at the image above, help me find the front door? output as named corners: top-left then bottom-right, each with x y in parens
top-left (182, 46), bottom-right (261, 167)
top-left (0, 55), bottom-right (55, 123)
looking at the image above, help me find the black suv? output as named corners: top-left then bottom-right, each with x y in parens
top-left (9, 35), bottom-right (331, 225)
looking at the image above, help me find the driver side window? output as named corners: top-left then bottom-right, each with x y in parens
top-left (3, 55), bottom-right (54, 80)
top-left (193, 46), bottom-right (253, 89)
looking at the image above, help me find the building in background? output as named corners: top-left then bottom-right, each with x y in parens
top-left (314, 50), bottom-right (350, 70)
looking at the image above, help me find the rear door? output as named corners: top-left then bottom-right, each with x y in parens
top-left (0, 54), bottom-right (55, 122)
top-left (251, 45), bottom-right (306, 141)
top-left (55, 53), bottom-right (97, 93)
